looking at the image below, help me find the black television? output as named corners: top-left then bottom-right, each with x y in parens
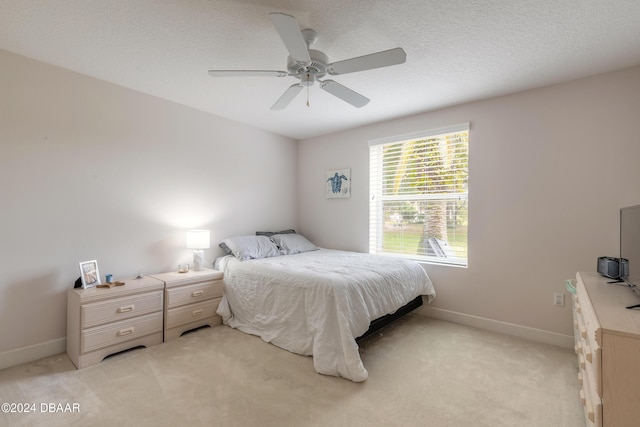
top-left (620, 205), bottom-right (640, 301)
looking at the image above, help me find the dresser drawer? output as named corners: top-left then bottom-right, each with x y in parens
top-left (166, 298), bottom-right (221, 329)
top-left (165, 280), bottom-right (223, 309)
top-left (580, 380), bottom-right (603, 427)
top-left (587, 345), bottom-right (602, 397)
top-left (81, 290), bottom-right (163, 328)
top-left (81, 311), bottom-right (163, 353)
top-left (576, 288), bottom-right (600, 342)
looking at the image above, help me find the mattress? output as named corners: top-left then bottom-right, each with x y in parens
top-left (216, 248), bottom-right (435, 382)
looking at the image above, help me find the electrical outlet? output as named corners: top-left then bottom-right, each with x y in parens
top-left (553, 292), bottom-right (565, 307)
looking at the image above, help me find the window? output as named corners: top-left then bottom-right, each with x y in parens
top-left (369, 123), bottom-right (469, 266)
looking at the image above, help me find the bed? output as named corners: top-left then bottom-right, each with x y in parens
top-left (214, 233), bottom-right (435, 382)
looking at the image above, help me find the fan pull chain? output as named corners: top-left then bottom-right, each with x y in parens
top-left (306, 84), bottom-right (310, 107)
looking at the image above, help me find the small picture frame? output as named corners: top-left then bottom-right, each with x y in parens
top-left (79, 260), bottom-right (101, 289)
top-left (326, 168), bottom-right (351, 198)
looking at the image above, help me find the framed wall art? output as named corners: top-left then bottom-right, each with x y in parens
top-left (326, 168), bottom-right (351, 198)
top-left (79, 259), bottom-right (101, 289)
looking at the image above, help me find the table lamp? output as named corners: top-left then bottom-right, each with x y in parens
top-left (186, 229), bottom-right (210, 271)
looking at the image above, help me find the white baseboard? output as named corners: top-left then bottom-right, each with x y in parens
top-left (416, 305), bottom-right (574, 349)
top-left (0, 338), bottom-right (66, 371)
top-left (0, 308), bottom-right (574, 370)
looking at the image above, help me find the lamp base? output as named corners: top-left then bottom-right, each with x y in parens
top-left (193, 250), bottom-right (205, 271)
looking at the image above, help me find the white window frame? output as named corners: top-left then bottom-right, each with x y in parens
top-left (369, 123), bottom-right (469, 266)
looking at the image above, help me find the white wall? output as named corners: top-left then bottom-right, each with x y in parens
top-left (3, 46), bottom-right (639, 367)
top-left (0, 49), bottom-right (298, 360)
top-left (298, 65), bottom-right (640, 338)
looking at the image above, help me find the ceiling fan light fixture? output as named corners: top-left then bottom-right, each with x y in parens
top-left (287, 49), bottom-right (327, 77)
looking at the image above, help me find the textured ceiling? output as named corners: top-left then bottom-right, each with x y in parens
top-left (1, 0), bottom-right (640, 140)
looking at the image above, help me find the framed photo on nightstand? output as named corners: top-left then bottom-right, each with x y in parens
top-left (79, 260), bottom-right (101, 289)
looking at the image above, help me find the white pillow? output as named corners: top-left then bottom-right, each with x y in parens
top-left (221, 235), bottom-right (281, 261)
top-left (270, 233), bottom-right (318, 255)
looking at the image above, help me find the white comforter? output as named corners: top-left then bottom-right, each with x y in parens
top-left (216, 249), bottom-right (435, 382)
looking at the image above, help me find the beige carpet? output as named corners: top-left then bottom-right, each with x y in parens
top-left (0, 315), bottom-right (584, 426)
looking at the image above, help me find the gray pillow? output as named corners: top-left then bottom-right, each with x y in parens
top-left (270, 234), bottom-right (318, 255)
top-left (256, 229), bottom-right (296, 237)
top-left (221, 235), bottom-right (281, 261)
top-left (219, 241), bottom-right (232, 254)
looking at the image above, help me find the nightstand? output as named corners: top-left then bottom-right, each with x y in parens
top-left (66, 276), bottom-right (165, 369)
top-left (150, 268), bottom-right (224, 341)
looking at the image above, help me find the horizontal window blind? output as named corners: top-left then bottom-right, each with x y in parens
top-left (369, 124), bottom-right (469, 266)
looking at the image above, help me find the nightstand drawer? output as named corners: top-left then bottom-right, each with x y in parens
top-left (81, 311), bottom-right (163, 353)
top-left (81, 290), bottom-right (163, 328)
top-left (166, 298), bottom-right (221, 329)
top-left (165, 280), bottom-right (223, 309)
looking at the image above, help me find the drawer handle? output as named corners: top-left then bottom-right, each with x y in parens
top-left (586, 351), bottom-right (592, 363)
top-left (586, 399), bottom-right (594, 422)
top-left (192, 309), bottom-right (204, 316)
top-left (191, 290), bottom-right (204, 298)
top-left (118, 305), bottom-right (135, 313)
top-left (118, 327), bottom-right (134, 336)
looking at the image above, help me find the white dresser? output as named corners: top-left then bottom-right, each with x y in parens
top-left (66, 276), bottom-right (165, 369)
top-left (574, 272), bottom-right (640, 427)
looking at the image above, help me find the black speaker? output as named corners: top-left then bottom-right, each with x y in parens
top-left (597, 257), bottom-right (628, 279)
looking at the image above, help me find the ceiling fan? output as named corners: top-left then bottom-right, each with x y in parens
top-left (208, 13), bottom-right (407, 110)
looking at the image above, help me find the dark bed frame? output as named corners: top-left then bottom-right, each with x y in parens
top-left (356, 295), bottom-right (423, 341)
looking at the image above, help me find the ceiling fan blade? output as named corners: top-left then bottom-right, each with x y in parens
top-left (208, 70), bottom-right (288, 77)
top-left (271, 84), bottom-right (304, 110)
top-left (319, 80), bottom-right (370, 108)
top-left (327, 47), bottom-right (406, 75)
top-left (269, 13), bottom-right (311, 65)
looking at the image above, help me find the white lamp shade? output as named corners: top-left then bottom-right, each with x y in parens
top-left (186, 229), bottom-right (210, 249)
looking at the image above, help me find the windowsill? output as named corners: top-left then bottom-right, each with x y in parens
top-left (375, 252), bottom-right (468, 268)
